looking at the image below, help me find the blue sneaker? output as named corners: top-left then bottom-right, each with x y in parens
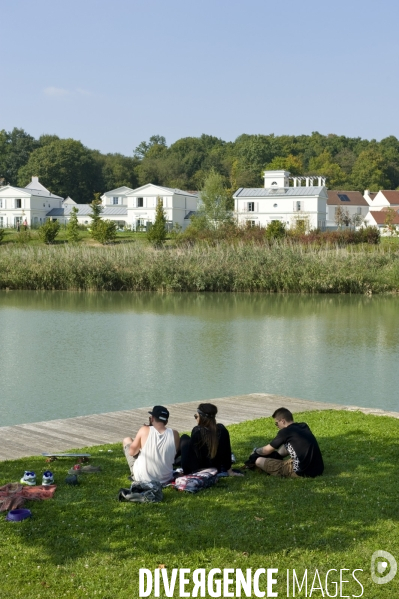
top-left (42, 471), bottom-right (54, 486)
top-left (20, 471), bottom-right (36, 486)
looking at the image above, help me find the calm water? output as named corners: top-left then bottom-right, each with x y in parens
top-left (0, 291), bottom-right (398, 426)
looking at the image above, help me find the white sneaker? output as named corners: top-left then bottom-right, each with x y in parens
top-left (42, 470), bottom-right (54, 486)
top-left (20, 471), bottom-right (36, 486)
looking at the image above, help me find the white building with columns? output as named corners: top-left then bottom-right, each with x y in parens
top-left (233, 170), bottom-right (328, 230)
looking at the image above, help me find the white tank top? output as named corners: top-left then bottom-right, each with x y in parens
top-left (133, 427), bottom-right (176, 484)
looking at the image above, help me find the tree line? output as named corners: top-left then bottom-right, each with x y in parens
top-left (1, 128), bottom-right (399, 203)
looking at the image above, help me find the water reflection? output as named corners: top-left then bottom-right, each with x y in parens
top-left (0, 291), bottom-right (398, 425)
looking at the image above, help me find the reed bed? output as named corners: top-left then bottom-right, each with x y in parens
top-left (0, 242), bottom-right (399, 293)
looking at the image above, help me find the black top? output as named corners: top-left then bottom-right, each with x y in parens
top-left (182, 423), bottom-right (232, 474)
top-left (270, 422), bottom-right (324, 478)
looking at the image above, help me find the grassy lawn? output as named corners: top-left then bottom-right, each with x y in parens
top-left (0, 228), bottom-right (150, 246)
top-left (0, 410), bottom-right (398, 598)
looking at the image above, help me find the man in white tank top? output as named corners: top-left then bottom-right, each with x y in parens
top-left (123, 405), bottom-right (180, 485)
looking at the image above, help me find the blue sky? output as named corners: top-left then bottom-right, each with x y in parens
top-left (2, 0), bottom-right (398, 154)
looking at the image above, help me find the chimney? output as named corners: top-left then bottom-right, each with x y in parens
top-left (32, 176), bottom-right (39, 184)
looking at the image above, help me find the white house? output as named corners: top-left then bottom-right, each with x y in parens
top-left (0, 176), bottom-right (63, 228)
top-left (100, 186), bottom-right (133, 208)
top-left (47, 199), bottom-right (129, 229)
top-left (125, 183), bottom-right (197, 230)
top-left (363, 208), bottom-right (399, 235)
top-left (233, 170), bottom-right (328, 230)
top-left (367, 190), bottom-right (399, 210)
top-left (326, 191), bottom-right (369, 228)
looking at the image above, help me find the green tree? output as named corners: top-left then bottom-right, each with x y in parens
top-left (0, 128), bottom-right (39, 185)
top-left (198, 169), bottom-right (232, 228)
top-left (308, 151), bottom-right (347, 188)
top-left (134, 135), bottom-right (167, 159)
top-left (89, 195), bottom-right (103, 240)
top-left (264, 154), bottom-right (303, 176)
top-left (17, 138), bottom-right (102, 202)
top-left (91, 219), bottom-right (117, 244)
top-left (147, 197), bottom-right (167, 247)
top-left (351, 148), bottom-right (391, 191)
top-left (38, 219), bottom-right (60, 244)
top-left (66, 206), bottom-right (80, 243)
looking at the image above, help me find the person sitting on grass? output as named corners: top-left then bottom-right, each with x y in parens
top-left (253, 407), bottom-right (324, 478)
top-left (122, 405), bottom-right (180, 485)
top-left (180, 403), bottom-right (243, 477)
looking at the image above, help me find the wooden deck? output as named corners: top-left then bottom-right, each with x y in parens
top-left (1, 392), bottom-right (398, 461)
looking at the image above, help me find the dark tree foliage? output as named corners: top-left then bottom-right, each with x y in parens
top-left (0, 128), bottom-right (39, 185)
top-left (1, 129), bottom-right (398, 200)
top-left (17, 139), bottom-right (103, 202)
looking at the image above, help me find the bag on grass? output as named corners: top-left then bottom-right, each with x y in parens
top-left (118, 480), bottom-right (163, 503)
top-left (173, 468), bottom-right (218, 493)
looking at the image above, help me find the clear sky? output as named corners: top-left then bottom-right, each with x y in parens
top-left (2, 0), bottom-right (398, 155)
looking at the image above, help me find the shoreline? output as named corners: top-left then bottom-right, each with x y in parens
top-left (1, 392), bottom-right (398, 461)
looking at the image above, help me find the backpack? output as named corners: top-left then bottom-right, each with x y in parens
top-left (173, 468), bottom-right (218, 493)
top-left (118, 480), bottom-right (163, 503)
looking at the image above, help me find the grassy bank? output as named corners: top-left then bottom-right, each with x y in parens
top-left (0, 410), bottom-right (398, 598)
top-left (1, 242), bottom-right (399, 293)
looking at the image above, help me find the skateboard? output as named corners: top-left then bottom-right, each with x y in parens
top-left (42, 453), bottom-right (91, 463)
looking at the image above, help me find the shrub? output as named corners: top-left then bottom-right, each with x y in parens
top-left (265, 220), bottom-right (286, 240)
top-left (16, 229), bottom-right (32, 244)
top-left (91, 219), bottom-right (117, 244)
top-left (38, 220), bottom-right (60, 244)
top-left (0, 229), bottom-right (4, 244)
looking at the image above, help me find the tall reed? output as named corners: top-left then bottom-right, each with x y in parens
top-left (0, 242), bottom-right (398, 293)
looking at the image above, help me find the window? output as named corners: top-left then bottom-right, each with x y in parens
top-left (338, 194), bottom-right (350, 202)
top-left (16, 199), bottom-right (21, 208)
top-left (357, 207), bottom-right (362, 215)
top-left (137, 197), bottom-right (144, 208)
top-left (113, 197), bottom-right (119, 205)
top-left (0, 217), bottom-right (3, 227)
top-left (294, 201), bottom-right (303, 211)
top-left (273, 203), bottom-right (278, 208)
top-left (247, 220), bottom-right (256, 227)
top-left (271, 181), bottom-right (277, 186)
top-left (248, 202), bottom-right (255, 212)
top-left (0, 199), bottom-right (2, 208)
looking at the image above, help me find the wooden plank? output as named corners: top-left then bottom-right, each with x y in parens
top-left (0, 393), bottom-right (397, 461)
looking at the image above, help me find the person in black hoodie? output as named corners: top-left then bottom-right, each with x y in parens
top-left (254, 407), bottom-right (324, 478)
top-left (180, 403), bottom-right (242, 477)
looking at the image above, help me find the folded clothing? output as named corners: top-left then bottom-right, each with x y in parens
top-left (0, 483), bottom-right (57, 512)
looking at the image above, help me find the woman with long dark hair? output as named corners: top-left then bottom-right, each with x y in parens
top-left (180, 403), bottom-right (242, 476)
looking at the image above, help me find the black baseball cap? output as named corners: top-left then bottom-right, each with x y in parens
top-left (148, 405), bottom-right (170, 421)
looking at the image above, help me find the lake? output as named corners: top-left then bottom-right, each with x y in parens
top-left (0, 290), bottom-right (398, 426)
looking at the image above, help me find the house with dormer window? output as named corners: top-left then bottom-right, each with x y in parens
top-left (0, 177), bottom-right (63, 228)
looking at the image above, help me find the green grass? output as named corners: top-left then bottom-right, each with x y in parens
top-left (0, 410), bottom-right (398, 598)
top-left (0, 228), bottom-right (149, 246)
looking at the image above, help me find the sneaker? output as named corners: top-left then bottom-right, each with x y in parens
top-left (231, 453), bottom-right (236, 464)
top-left (20, 471), bottom-right (36, 486)
top-left (42, 471), bottom-right (54, 486)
